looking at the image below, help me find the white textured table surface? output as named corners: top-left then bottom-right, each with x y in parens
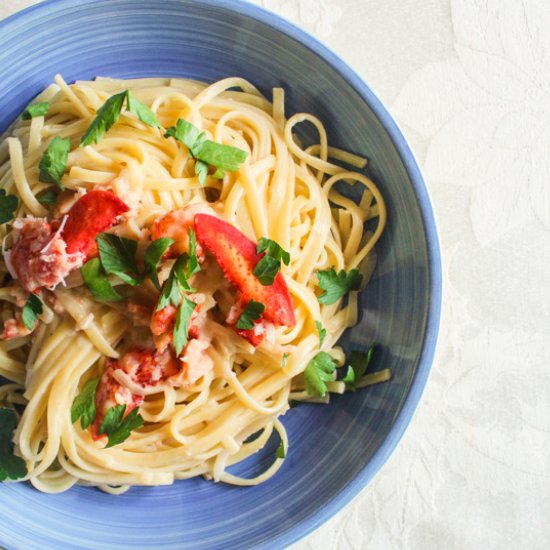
top-left (2, 1), bottom-right (549, 548)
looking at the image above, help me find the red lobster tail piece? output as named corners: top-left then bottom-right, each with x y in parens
top-left (194, 213), bottom-right (296, 328)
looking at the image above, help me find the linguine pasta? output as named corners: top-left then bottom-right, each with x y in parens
top-left (0, 76), bottom-right (386, 493)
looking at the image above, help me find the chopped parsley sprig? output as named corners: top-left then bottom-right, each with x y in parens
top-left (303, 352), bottom-right (337, 397)
top-left (71, 381), bottom-right (144, 448)
top-left (21, 294), bottom-right (43, 331)
top-left (253, 238), bottom-right (290, 286)
top-left (236, 300), bottom-right (265, 330)
top-left (97, 234), bottom-right (142, 286)
top-left (0, 189), bottom-right (19, 224)
top-left (99, 405), bottom-right (144, 448)
top-left (317, 267), bottom-right (363, 305)
top-left (38, 136), bottom-right (70, 189)
top-left (315, 320), bottom-right (326, 348)
top-left (81, 257), bottom-right (123, 302)
top-left (80, 90), bottom-right (161, 147)
top-left (164, 119), bottom-right (248, 185)
top-left (0, 408), bottom-right (27, 481)
top-left (144, 238), bottom-right (175, 290)
top-left (71, 377), bottom-right (100, 430)
top-left (155, 246), bottom-right (201, 355)
top-left (21, 101), bottom-right (49, 120)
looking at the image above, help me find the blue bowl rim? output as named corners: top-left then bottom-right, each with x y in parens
top-left (0, 0), bottom-right (443, 547)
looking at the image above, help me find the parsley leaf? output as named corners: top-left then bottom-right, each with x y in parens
top-left (341, 366), bottom-right (356, 389)
top-left (164, 118), bottom-right (248, 178)
top-left (317, 267), bottom-right (363, 305)
top-left (36, 188), bottom-right (58, 206)
top-left (253, 256), bottom-right (280, 286)
top-left (173, 297), bottom-right (196, 356)
top-left (21, 294), bottom-right (43, 331)
top-left (125, 90), bottom-right (161, 128)
top-left (164, 119), bottom-right (202, 151)
top-left (80, 90), bottom-right (127, 146)
top-left (71, 377), bottom-right (100, 429)
top-left (236, 300), bottom-right (265, 330)
top-left (282, 353), bottom-right (288, 368)
top-left (99, 405), bottom-right (144, 448)
top-left (156, 267), bottom-right (183, 311)
top-left (81, 257), bottom-right (123, 301)
top-left (21, 101), bottom-right (49, 120)
top-left (253, 238), bottom-right (290, 286)
top-left (97, 234), bottom-right (141, 286)
top-left (144, 237), bottom-right (174, 290)
top-left (195, 140), bottom-right (248, 173)
top-left (303, 351), bottom-right (337, 397)
top-left (0, 189), bottom-right (19, 224)
top-left (186, 228), bottom-right (200, 278)
top-left (276, 440), bottom-right (285, 459)
top-left (38, 136), bottom-right (70, 189)
top-left (0, 408), bottom-right (27, 481)
top-left (194, 160), bottom-right (209, 186)
top-left (81, 90), bottom-right (162, 147)
top-left (315, 320), bottom-right (326, 348)
top-left (256, 238), bottom-right (290, 265)
top-left (348, 345), bottom-right (376, 381)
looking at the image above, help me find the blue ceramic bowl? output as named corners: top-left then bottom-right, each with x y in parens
top-left (0, 1), bottom-right (441, 548)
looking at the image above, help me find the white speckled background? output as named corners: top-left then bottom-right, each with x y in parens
top-left (2, 0), bottom-right (549, 548)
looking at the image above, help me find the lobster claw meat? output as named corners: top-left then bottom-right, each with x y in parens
top-left (62, 189), bottom-right (130, 259)
top-left (194, 214), bottom-right (296, 331)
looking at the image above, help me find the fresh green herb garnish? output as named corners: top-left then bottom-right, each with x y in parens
top-left (186, 229), bottom-right (200, 278)
top-left (303, 351), bottom-right (337, 397)
top-left (253, 238), bottom-right (291, 286)
top-left (276, 440), bottom-right (285, 459)
top-left (99, 405), bottom-right (144, 448)
top-left (80, 90), bottom-right (160, 147)
top-left (164, 118), bottom-right (201, 150)
top-left (38, 136), bottom-right (70, 189)
top-left (173, 297), bottom-right (196, 356)
top-left (346, 345), bottom-right (376, 388)
top-left (341, 366), bottom-right (356, 389)
top-left (317, 267), bottom-right (363, 305)
top-left (21, 101), bottom-right (49, 120)
top-left (125, 90), bottom-right (161, 128)
top-left (21, 294), bottom-right (43, 331)
top-left (71, 377), bottom-right (100, 430)
top-left (315, 320), bottom-right (326, 348)
top-left (80, 91), bottom-right (127, 146)
top-left (81, 257), bottom-right (123, 301)
top-left (155, 251), bottom-right (200, 354)
top-left (196, 139), bottom-right (248, 175)
top-left (194, 160), bottom-right (209, 186)
top-left (97, 234), bottom-right (141, 286)
top-left (236, 300), bottom-right (265, 330)
top-left (0, 189), bottom-right (19, 224)
top-left (282, 353), bottom-right (288, 368)
top-left (256, 238), bottom-right (290, 265)
top-left (164, 118), bottom-right (248, 183)
top-left (172, 254), bottom-right (195, 293)
top-left (36, 188), bottom-right (58, 206)
top-left (144, 237), bottom-right (175, 290)
top-left (156, 273), bottom-right (182, 311)
top-left (252, 255), bottom-right (280, 286)
top-left (0, 408), bottom-right (27, 481)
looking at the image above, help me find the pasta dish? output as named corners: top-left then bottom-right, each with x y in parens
top-left (0, 76), bottom-right (387, 493)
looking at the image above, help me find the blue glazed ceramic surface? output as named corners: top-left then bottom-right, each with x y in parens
top-left (0, 1), bottom-right (441, 549)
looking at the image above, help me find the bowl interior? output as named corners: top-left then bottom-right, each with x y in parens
top-left (0, 1), bottom-right (441, 549)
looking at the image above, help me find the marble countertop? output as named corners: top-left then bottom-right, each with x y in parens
top-left (2, 1), bottom-right (548, 548)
